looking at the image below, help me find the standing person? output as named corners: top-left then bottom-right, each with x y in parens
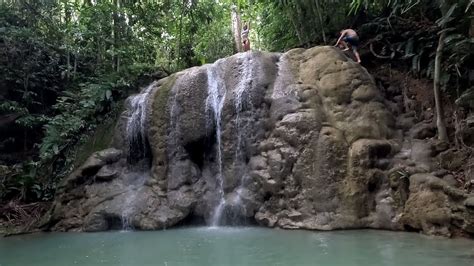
top-left (241, 22), bottom-right (250, 52)
top-left (335, 29), bottom-right (361, 63)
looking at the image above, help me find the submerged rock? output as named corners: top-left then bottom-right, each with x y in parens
top-left (43, 46), bottom-right (474, 237)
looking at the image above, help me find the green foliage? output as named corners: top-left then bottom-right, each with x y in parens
top-left (191, 1), bottom-right (235, 64)
top-left (0, 0), bottom-right (236, 203)
top-left (254, 0), bottom-right (351, 50)
top-left (0, 161), bottom-right (52, 202)
top-left (358, 0), bottom-right (473, 94)
top-left (39, 77), bottom-right (122, 162)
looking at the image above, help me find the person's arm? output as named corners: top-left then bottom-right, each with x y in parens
top-left (335, 30), bottom-right (347, 46)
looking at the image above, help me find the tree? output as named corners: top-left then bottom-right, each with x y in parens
top-left (432, 1), bottom-right (470, 142)
top-left (433, 30), bottom-right (449, 142)
top-left (231, 5), bottom-right (242, 52)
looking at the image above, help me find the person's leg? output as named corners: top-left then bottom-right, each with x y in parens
top-left (348, 36), bottom-right (361, 63)
top-left (246, 39), bottom-right (251, 51)
top-left (353, 48), bottom-right (361, 63)
top-left (341, 40), bottom-right (349, 51)
top-left (243, 39), bottom-right (250, 51)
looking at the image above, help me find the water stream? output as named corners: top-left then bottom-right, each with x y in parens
top-left (119, 170), bottom-right (149, 231)
top-left (232, 52), bottom-right (254, 216)
top-left (272, 54), bottom-right (295, 99)
top-left (122, 83), bottom-right (156, 229)
top-left (126, 82), bottom-right (156, 161)
top-left (206, 61), bottom-right (227, 226)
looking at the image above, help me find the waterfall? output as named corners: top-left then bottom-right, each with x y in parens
top-left (120, 171), bottom-right (149, 231)
top-left (126, 83), bottom-right (156, 161)
top-left (121, 188), bottom-right (136, 230)
top-left (206, 61), bottom-right (227, 226)
top-left (235, 53), bottom-right (254, 126)
top-left (122, 83), bottom-right (155, 230)
top-left (233, 53), bottom-right (254, 213)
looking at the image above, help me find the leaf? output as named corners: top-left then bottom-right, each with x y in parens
top-left (404, 38), bottom-right (415, 58)
top-left (436, 4), bottom-right (458, 27)
top-left (105, 89), bottom-right (112, 100)
top-left (443, 34), bottom-right (463, 45)
top-left (440, 73), bottom-right (451, 89)
top-left (412, 54), bottom-right (420, 73)
top-left (466, 0), bottom-right (473, 13)
top-left (53, 144), bottom-right (59, 155)
top-left (32, 184), bottom-right (41, 191)
top-left (427, 59), bottom-right (435, 79)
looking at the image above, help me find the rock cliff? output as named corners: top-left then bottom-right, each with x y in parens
top-left (42, 46), bottom-right (474, 237)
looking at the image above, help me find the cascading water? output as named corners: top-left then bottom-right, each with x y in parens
top-left (126, 82), bottom-right (156, 162)
top-left (232, 53), bottom-right (254, 213)
top-left (120, 172), bottom-right (148, 230)
top-left (121, 83), bottom-right (155, 230)
top-left (234, 53), bottom-right (254, 145)
top-left (206, 61), bottom-right (227, 226)
top-left (272, 54), bottom-right (294, 99)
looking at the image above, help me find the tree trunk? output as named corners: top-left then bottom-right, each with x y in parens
top-left (73, 53), bottom-right (78, 80)
top-left (117, 55), bottom-right (120, 73)
top-left (231, 6), bottom-right (242, 53)
top-left (112, 0), bottom-right (119, 72)
top-left (294, 3), bottom-right (308, 45)
top-left (316, 1), bottom-right (327, 44)
top-left (470, 8), bottom-right (474, 37)
top-left (287, 6), bottom-right (303, 46)
top-left (66, 51), bottom-right (70, 81)
top-left (97, 36), bottom-right (101, 66)
top-left (64, 0), bottom-right (71, 81)
top-left (433, 31), bottom-right (449, 142)
top-left (311, 0), bottom-right (327, 44)
top-left (177, 0), bottom-right (185, 68)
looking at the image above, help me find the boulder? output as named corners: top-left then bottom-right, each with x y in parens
top-left (410, 122), bottom-right (436, 139)
top-left (438, 149), bottom-right (469, 171)
top-left (95, 165), bottom-right (118, 181)
top-left (43, 46), bottom-right (474, 238)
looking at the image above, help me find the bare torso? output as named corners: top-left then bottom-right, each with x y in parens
top-left (343, 29), bottom-right (358, 38)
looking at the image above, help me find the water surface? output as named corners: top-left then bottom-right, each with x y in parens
top-left (1, 227), bottom-right (473, 266)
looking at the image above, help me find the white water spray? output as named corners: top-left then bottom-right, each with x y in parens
top-left (233, 53), bottom-right (254, 209)
top-left (126, 83), bottom-right (156, 159)
top-left (122, 83), bottom-right (156, 230)
top-left (120, 172), bottom-right (148, 231)
top-left (206, 62), bottom-right (227, 226)
top-left (272, 54), bottom-right (294, 99)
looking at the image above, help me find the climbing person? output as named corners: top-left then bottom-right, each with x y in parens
top-left (335, 29), bottom-right (361, 63)
top-left (241, 22), bottom-right (250, 52)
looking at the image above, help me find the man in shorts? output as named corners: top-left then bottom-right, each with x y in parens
top-left (335, 29), bottom-right (361, 63)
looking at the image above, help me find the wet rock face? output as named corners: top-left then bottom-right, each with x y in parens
top-left (44, 46), bottom-right (474, 237)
